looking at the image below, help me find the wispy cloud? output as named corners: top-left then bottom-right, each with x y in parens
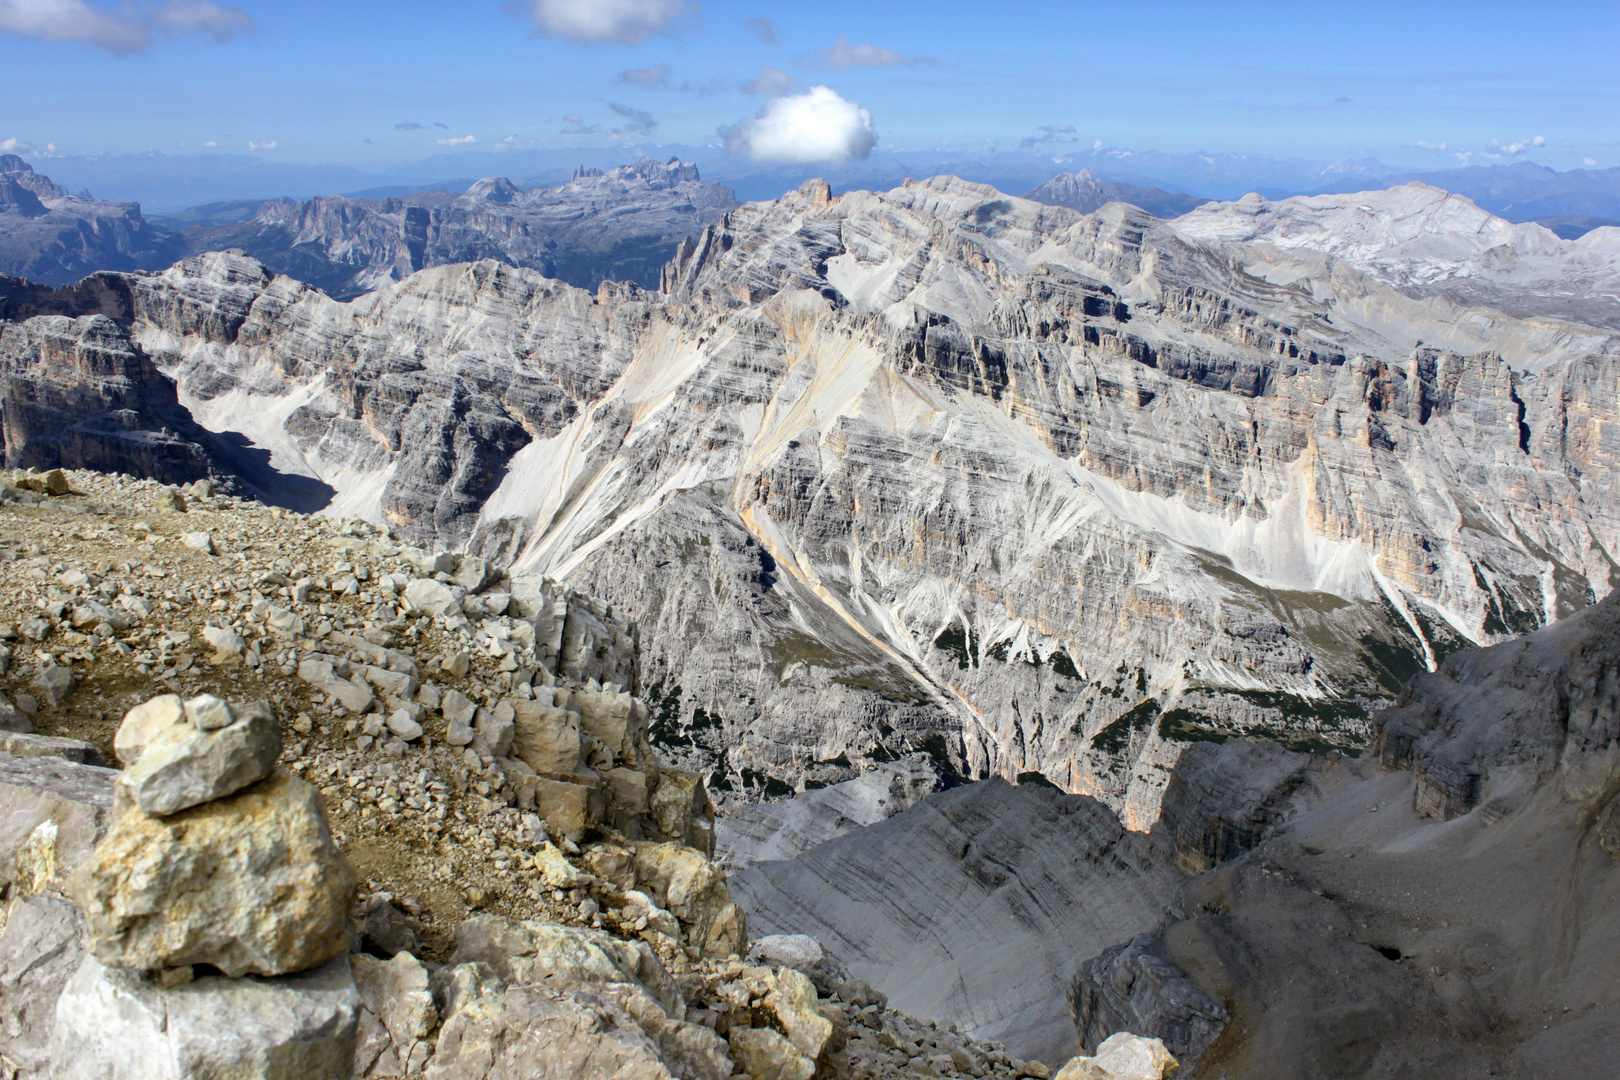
top-left (741, 64), bottom-right (798, 97)
top-left (1486, 134), bottom-right (1546, 157)
top-left (0, 136), bottom-right (51, 154)
top-left (817, 35), bottom-right (922, 70)
top-left (608, 102), bottom-right (657, 134)
top-left (617, 62), bottom-right (671, 87)
top-left (436, 134), bottom-right (476, 146)
top-left (1021, 123), bottom-right (1078, 150)
top-left (560, 114), bottom-right (602, 136)
top-left (395, 121), bottom-right (424, 131)
top-left (247, 139), bottom-right (279, 150)
top-left (743, 17), bottom-right (774, 45)
top-left (520, 0), bottom-right (689, 45)
top-left (0, 0), bottom-right (251, 55)
top-left (1415, 140), bottom-right (1447, 151)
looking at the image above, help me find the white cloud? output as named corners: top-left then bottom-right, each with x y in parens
top-left (741, 64), bottom-right (798, 96)
top-left (818, 35), bottom-right (907, 70)
top-left (1415, 140), bottom-right (1447, 151)
top-left (1586, 158), bottom-right (1599, 167)
top-left (721, 85), bottom-right (876, 163)
top-left (0, 0), bottom-right (250, 54)
top-left (203, 139), bottom-right (217, 147)
top-left (1533, 135), bottom-right (1546, 147)
top-left (248, 140), bottom-right (279, 150)
top-left (436, 135), bottom-right (476, 145)
top-left (524, 0), bottom-right (688, 45)
top-left (0, 136), bottom-right (36, 153)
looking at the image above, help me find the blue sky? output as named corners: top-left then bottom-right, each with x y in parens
top-left (2, 0), bottom-right (1616, 170)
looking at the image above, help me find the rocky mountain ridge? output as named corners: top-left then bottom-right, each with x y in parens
top-left (1173, 183), bottom-right (1620, 330)
top-left (1022, 170), bottom-right (1209, 219)
top-left (1, 174), bottom-right (1616, 826)
top-left (175, 156), bottom-right (737, 297)
top-left (0, 155), bottom-right (186, 286)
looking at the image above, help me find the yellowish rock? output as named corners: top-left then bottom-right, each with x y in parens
top-left (69, 770), bottom-right (356, 977)
top-left (727, 1027), bottom-right (815, 1080)
top-left (1053, 1033), bottom-right (1179, 1080)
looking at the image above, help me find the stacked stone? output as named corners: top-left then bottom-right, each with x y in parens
top-left (50, 692), bottom-right (360, 1079)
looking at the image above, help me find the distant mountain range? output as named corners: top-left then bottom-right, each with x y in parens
top-left (1021, 170), bottom-right (1209, 218)
top-left (0, 155), bottom-right (735, 294)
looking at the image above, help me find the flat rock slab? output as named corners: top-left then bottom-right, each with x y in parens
top-left (0, 893), bottom-right (86, 1078)
top-left (0, 751), bottom-right (116, 894)
top-left (120, 701), bottom-right (281, 815)
top-left (0, 730), bottom-right (105, 766)
top-left (70, 769), bottom-right (356, 977)
top-left (50, 954), bottom-right (358, 1080)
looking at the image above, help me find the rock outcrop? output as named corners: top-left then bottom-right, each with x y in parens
top-left (1064, 589), bottom-right (1620, 1078)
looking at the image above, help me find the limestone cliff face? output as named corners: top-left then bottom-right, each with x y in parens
top-left (3, 175), bottom-right (1618, 824)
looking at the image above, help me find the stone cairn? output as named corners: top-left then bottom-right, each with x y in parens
top-left (53, 692), bottom-right (360, 1078)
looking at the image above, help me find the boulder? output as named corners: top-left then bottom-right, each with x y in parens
top-left (728, 1027), bottom-right (815, 1080)
top-left (647, 767), bottom-right (715, 854)
top-left (119, 700), bottom-right (282, 815)
top-left (510, 700), bottom-right (581, 776)
top-left (441, 688), bottom-right (476, 726)
top-left (435, 918), bottom-right (731, 1080)
top-left (630, 842), bottom-right (747, 959)
top-left (404, 578), bottom-right (459, 617)
top-left (180, 531), bottom-right (216, 555)
top-left (298, 658), bottom-right (375, 714)
top-left (1053, 1033), bottom-right (1179, 1080)
top-left (476, 706), bottom-right (515, 758)
top-left (352, 951), bottom-right (436, 1078)
top-left (201, 625), bottom-right (247, 657)
top-left (114, 694), bottom-right (184, 765)
top-left (69, 769), bottom-right (356, 977)
top-left (534, 775), bottom-right (599, 843)
top-left (50, 954), bottom-right (359, 1080)
top-left (0, 690), bottom-right (30, 733)
top-left (30, 664), bottom-right (75, 707)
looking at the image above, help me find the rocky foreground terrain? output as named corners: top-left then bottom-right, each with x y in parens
top-left (1, 468), bottom-right (1614, 1079)
top-left (1, 468), bottom-right (1166, 1080)
top-left (4, 171), bottom-right (1614, 826)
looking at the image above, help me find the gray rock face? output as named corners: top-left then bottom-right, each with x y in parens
top-left (0, 156), bottom-right (185, 287)
top-left (1375, 586), bottom-right (1620, 824)
top-left (1073, 600), bottom-right (1620, 1079)
top-left (0, 752), bottom-right (116, 896)
top-left (0, 894), bottom-right (86, 1079)
top-left (715, 753), bottom-right (947, 868)
top-left (1068, 934), bottom-right (1227, 1073)
top-left (730, 777), bottom-right (1182, 1062)
top-left (186, 157), bottom-right (737, 297)
top-left (1174, 183), bottom-right (1620, 331)
top-left (1155, 739), bottom-right (1328, 873)
top-left (50, 954), bottom-right (359, 1080)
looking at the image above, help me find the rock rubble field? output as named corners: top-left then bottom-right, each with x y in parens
top-left (0, 468), bottom-right (1180, 1079)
